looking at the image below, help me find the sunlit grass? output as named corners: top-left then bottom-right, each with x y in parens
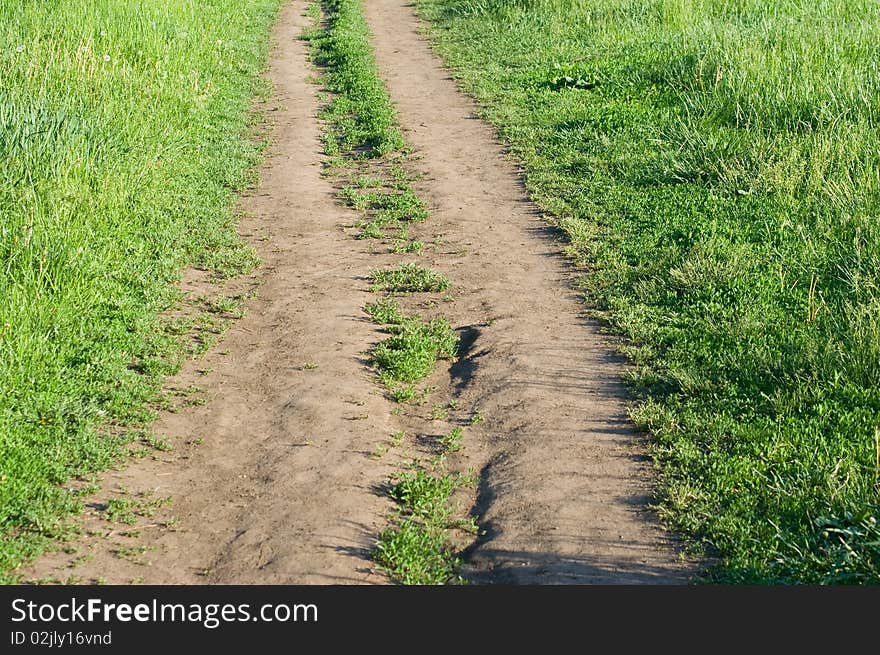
top-left (0, 0), bottom-right (281, 579)
top-left (418, 0), bottom-right (880, 583)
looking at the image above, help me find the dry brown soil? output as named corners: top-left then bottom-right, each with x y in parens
top-left (20, 0), bottom-right (697, 585)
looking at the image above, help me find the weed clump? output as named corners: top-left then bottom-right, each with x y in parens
top-left (370, 263), bottom-right (450, 293)
top-left (374, 468), bottom-right (475, 585)
top-left (374, 318), bottom-right (457, 383)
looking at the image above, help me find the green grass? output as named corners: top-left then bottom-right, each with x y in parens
top-left (417, 0), bottom-right (880, 583)
top-left (374, 517), bottom-right (459, 585)
top-left (370, 263), bottom-right (451, 293)
top-left (306, 0), bottom-right (403, 156)
top-left (375, 465), bottom-right (475, 585)
top-left (392, 239), bottom-right (424, 254)
top-left (344, 188), bottom-right (429, 240)
top-left (389, 469), bottom-right (461, 522)
top-left (0, 0), bottom-right (282, 580)
top-left (366, 299), bottom-right (458, 384)
top-left (364, 297), bottom-right (409, 326)
top-left (102, 493), bottom-right (170, 525)
top-left (374, 317), bottom-right (458, 383)
top-left (343, 187), bottom-right (429, 220)
top-left (439, 427), bottom-right (463, 454)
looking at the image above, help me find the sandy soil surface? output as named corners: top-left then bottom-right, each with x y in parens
top-left (20, 0), bottom-right (696, 585)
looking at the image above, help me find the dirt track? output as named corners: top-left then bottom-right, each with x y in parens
top-left (22, 0), bottom-right (695, 584)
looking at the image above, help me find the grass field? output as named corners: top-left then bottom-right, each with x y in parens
top-left (0, 0), bottom-right (281, 580)
top-left (417, 0), bottom-right (880, 583)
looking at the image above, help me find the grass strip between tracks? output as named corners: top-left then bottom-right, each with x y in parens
top-left (305, 0), bottom-right (477, 584)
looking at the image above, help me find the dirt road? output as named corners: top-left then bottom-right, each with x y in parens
top-left (22, 0), bottom-right (695, 584)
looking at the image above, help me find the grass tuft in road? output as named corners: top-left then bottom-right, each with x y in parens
top-left (365, 299), bottom-right (458, 386)
top-left (306, 0), bottom-right (403, 157)
top-left (370, 263), bottom-right (451, 293)
top-left (375, 464), bottom-right (476, 585)
top-left (374, 317), bottom-right (458, 384)
top-left (342, 187), bottom-right (429, 240)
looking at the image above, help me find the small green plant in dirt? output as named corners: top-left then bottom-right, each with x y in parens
top-left (204, 294), bottom-right (244, 318)
top-left (347, 186), bottom-right (430, 239)
top-left (358, 220), bottom-right (385, 240)
top-left (365, 297), bottom-right (457, 385)
top-left (364, 298), bottom-right (408, 326)
top-left (414, 386), bottom-right (438, 405)
top-left (344, 188), bottom-right (428, 222)
top-left (305, 0), bottom-right (404, 157)
top-left (151, 385), bottom-right (207, 414)
top-left (392, 239), bottom-right (424, 254)
top-left (439, 428), bottom-right (463, 454)
top-left (374, 430), bottom-right (408, 457)
top-left (352, 174), bottom-right (384, 188)
top-left (374, 318), bottom-right (458, 383)
top-left (113, 545), bottom-right (151, 566)
top-left (102, 494), bottom-right (171, 526)
top-left (103, 499), bottom-right (138, 526)
top-left (374, 467), bottom-right (475, 585)
top-left (144, 434), bottom-right (173, 453)
top-left (370, 263), bottom-right (450, 293)
top-left (390, 384), bottom-right (418, 403)
top-left (390, 164), bottom-right (419, 187)
top-left (374, 519), bottom-right (459, 585)
top-left (389, 469), bottom-right (459, 522)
